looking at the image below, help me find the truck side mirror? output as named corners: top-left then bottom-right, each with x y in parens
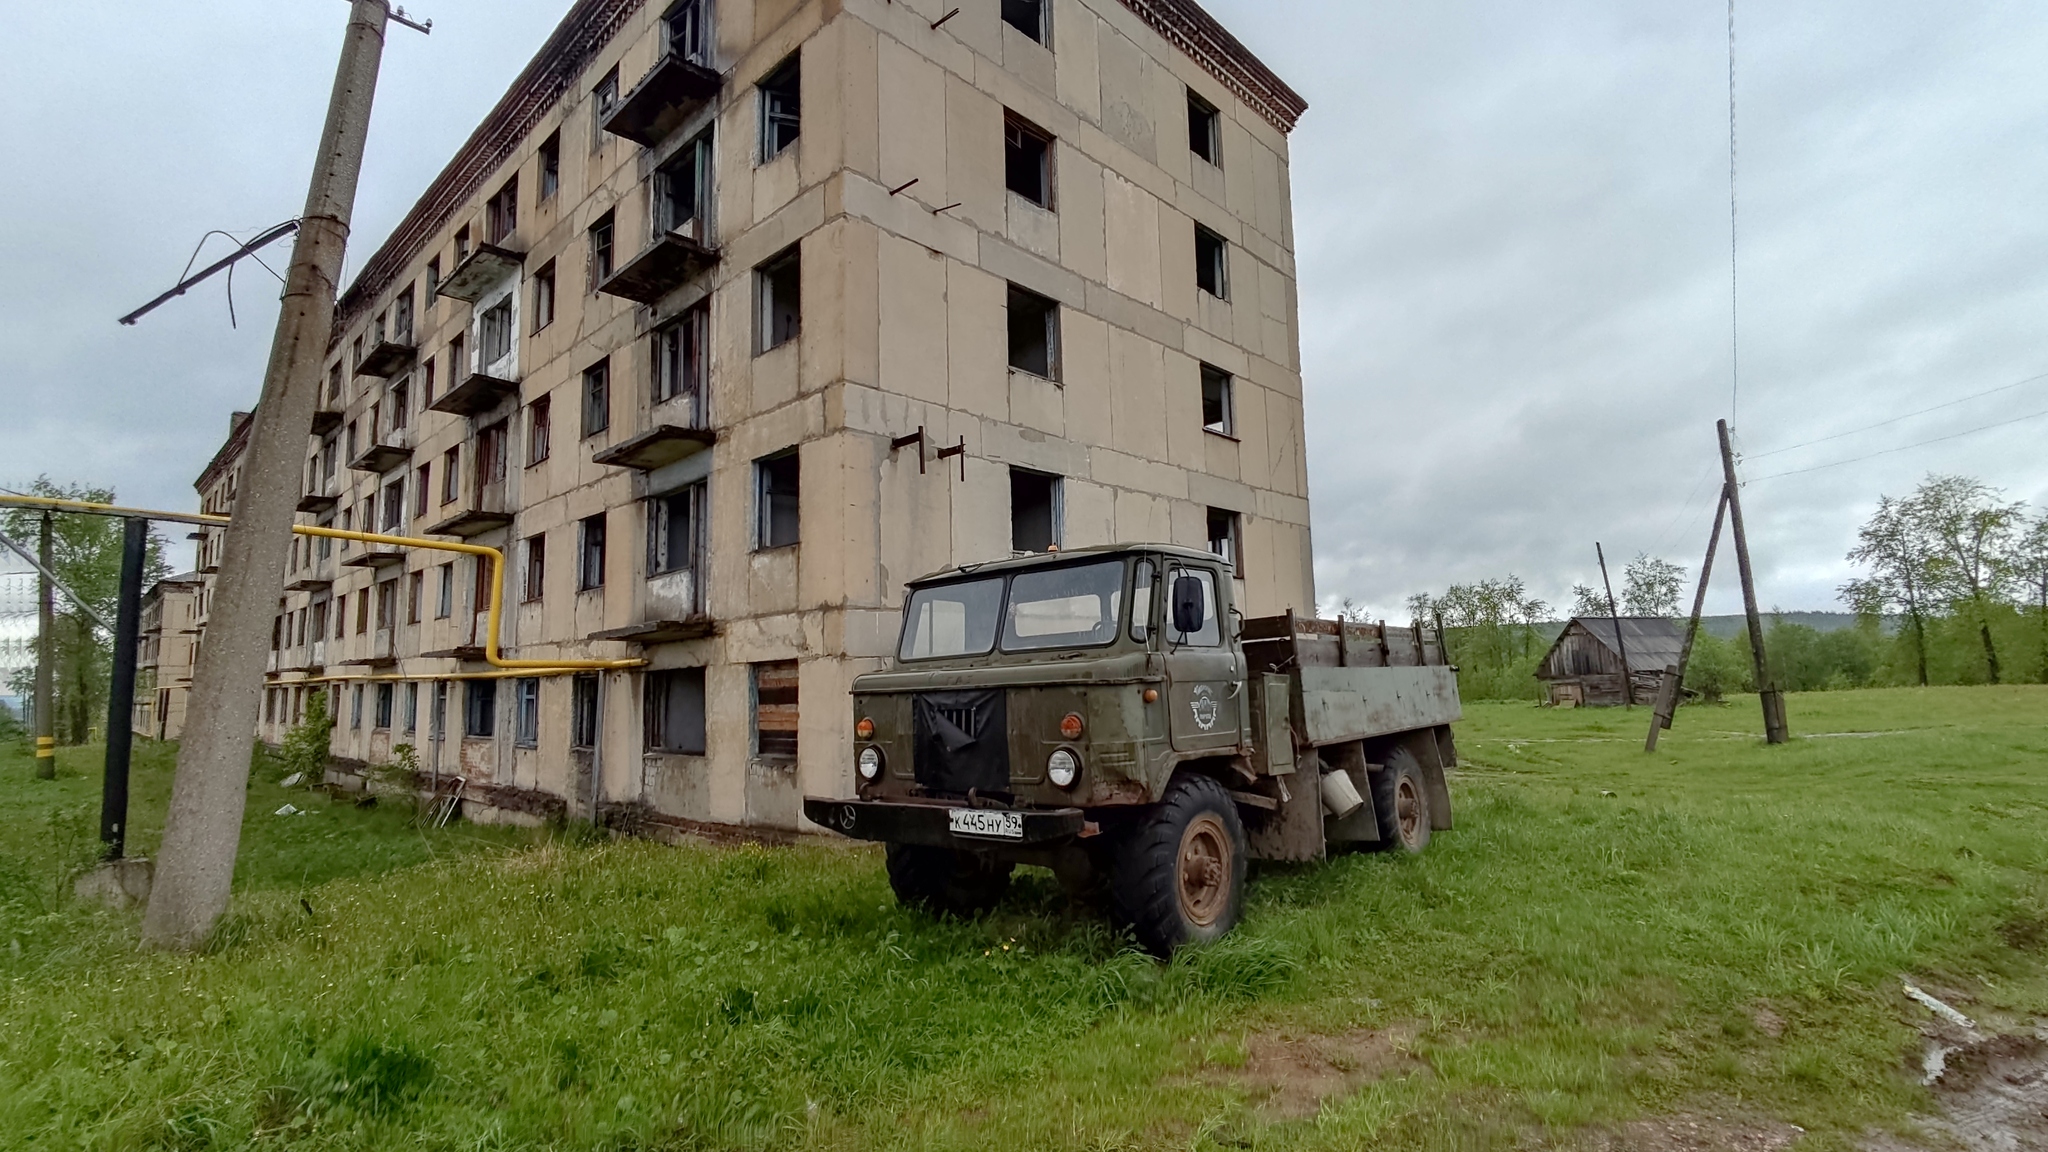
top-left (1170, 575), bottom-right (1206, 635)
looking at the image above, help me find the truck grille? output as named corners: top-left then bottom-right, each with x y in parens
top-left (911, 690), bottom-right (1010, 796)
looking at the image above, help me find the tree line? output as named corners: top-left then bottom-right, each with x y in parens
top-left (1395, 473), bottom-right (2048, 702)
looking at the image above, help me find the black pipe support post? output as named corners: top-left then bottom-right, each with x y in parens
top-left (101, 517), bottom-right (148, 858)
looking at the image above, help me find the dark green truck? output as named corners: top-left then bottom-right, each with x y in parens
top-left (802, 544), bottom-right (1462, 955)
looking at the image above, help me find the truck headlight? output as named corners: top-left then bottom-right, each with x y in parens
top-left (857, 746), bottom-right (884, 780)
top-left (1047, 748), bottom-right (1080, 789)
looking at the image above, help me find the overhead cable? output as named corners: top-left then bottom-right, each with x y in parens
top-left (1747, 406), bottom-right (2048, 482)
top-left (1748, 370), bottom-right (2048, 460)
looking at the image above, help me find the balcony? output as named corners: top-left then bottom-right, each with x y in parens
top-left (355, 338), bottom-right (416, 378)
top-left (343, 546), bottom-right (407, 570)
top-left (591, 424), bottom-right (716, 471)
top-left (424, 611), bottom-right (490, 662)
top-left (597, 228), bottom-right (720, 304)
top-left (601, 53), bottom-right (721, 147)
top-left (426, 482), bottom-right (514, 538)
top-left (348, 428), bottom-right (413, 475)
top-left (297, 475), bottom-right (341, 515)
top-left (589, 568), bottom-right (714, 644)
top-left (427, 371), bottom-right (520, 417)
top-left (343, 628), bottom-right (399, 668)
top-left (435, 244), bottom-right (524, 303)
top-left (284, 572), bottom-right (333, 593)
top-left (311, 408), bottom-right (343, 436)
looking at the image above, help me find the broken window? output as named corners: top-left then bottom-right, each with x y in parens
top-left (589, 211), bottom-right (615, 287)
top-left (755, 449), bottom-right (800, 549)
top-left (455, 224), bottom-right (472, 264)
top-left (1006, 283), bottom-right (1060, 379)
top-left (657, 133), bottom-right (714, 237)
top-left (1206, 507), bottom-right (1242, 572)
top-left (356, 588), bottom-right (370, 635)
top-left (394, 283), bottom-right (415, 343)
top-left (380, 478), bottom-right (405, 532)
top-left (436, 562), bottom-right (454, 619)
top-left (464, 680), bottom-right (496, 738)
top-left (448, 332), bottom-right (467, 382)
top-left (351, 685), bottom-right (364, 729)
top-left (408, 570), bottom-right (424, 624)
top-left (527, 395), bottom-right (551, 465)
top-left (440, 446), bottom-right (460, 504)
top-left (666, 0), bottom-right (711, 65)
top-left (753, 660), bottom-right (799, 759)
top-left (478, 298), bottom-right (514, 364)
top-left (523, 534), bottom-right (546, 602)
top-left (403, 683), bottom-right (418, 733)
top-left (1010, 468), bottom-right (1062, 553)
top-left (756, 245), bottom-right (801, 352)
top-left (649, 483), bottom-right (703, 577)
top-left (514, 678), bottom-right (540, 747)
top-left (1195, 225), bottom-right (1229, 299)
top-left (538, 131), bottom-right (561, 200)
top-left (422, 357), bottom-right (436, 403)
top-left (414, 463), bottom-right (430, 518)
top-left (1004, 113), bottom-right (1053, 207)
top-left (646, 667), bottom-right (707, 755)
top-left (759, 54), bottom-right (801, 161)
top-left (592, 67), bottom-right (620, 144)
top-left (487, 179), bottom-right (518, 245)
top-left (578, 513), bottom-right (607, 590)
top-left (376, 580), bottom-right (398, 630)
top-left (531, 262), bottom-right (556, 331)
top-left (477, 421), bottom-right (508, 488)
top-left (652, 302), bottom-right (709, 410)
top-left (1201, 363), bottom-right (1234, 435)
top-left (582, 358), bottom-right (610, 437)
top-left (389, 379), bottom-right (409, 431)
top-left (327, 362), bottom-right (343, 404)
top-left (1002, 0), bottom-right (1048, 43)
top-left (571, 674), bottom-right (598, 748)
top-left (1188, 90), bottom-right (1221, 166)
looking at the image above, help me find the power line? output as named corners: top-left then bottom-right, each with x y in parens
top-left (1748, 370), bottom-right (2048, 460)
top-left (1727, 0), bottom-right (1740, 428)
top-left (1748, 406), bottom-right (2048, 482)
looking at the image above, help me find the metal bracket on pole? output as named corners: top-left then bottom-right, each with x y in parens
top-left (0, 529), bottom-right (114, 633)
top-left (890, 427), bottom-right (927, 474)
top-left (933, 437), bottom-right (967, 482)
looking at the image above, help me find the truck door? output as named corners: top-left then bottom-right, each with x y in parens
top-left (1162, 565), bottom-right (1244, 754)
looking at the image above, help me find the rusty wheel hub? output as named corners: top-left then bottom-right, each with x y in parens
top-left (1396, 776), bottom-right (1423, 845)
top-left (1177, 813), bottom-right (1232, 927)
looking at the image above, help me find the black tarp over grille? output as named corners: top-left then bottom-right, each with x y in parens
top-left (911, 689), bottom-right (1009, 795)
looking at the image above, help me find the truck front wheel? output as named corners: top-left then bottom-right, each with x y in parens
top-left (1372, 748), bottom-right (1432, 853)
top-left (885, 844), bottom-right (1013, 918)
top-left (1109, 773), bottom-right (1248, 955)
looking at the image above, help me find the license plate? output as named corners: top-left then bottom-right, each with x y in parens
top-left (947, 808), bottom-right (1024, 840)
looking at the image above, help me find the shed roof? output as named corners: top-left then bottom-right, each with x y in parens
top-left (1549, 617), bottom-right (1688, 676)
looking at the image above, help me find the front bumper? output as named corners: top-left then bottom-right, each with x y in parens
top-left (803, 796), bottom-right (1086, 848)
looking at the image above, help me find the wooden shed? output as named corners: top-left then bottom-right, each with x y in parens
top-left (1536, 617), bottom-right (1686, 706)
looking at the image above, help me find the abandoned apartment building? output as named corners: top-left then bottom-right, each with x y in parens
top-left (201, 0), bottom-right (1314, 832)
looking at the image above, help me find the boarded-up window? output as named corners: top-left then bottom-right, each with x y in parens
top-left (753, 660), bottom-right (798, 759)
top-left (646, 667), bottom-right (707, 755)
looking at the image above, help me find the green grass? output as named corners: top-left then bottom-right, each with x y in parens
top-left (3, 686), bottom-right (2047, 1150)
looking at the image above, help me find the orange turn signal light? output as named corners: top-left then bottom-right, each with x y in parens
top-left (855, 717), bottom-right (875, 740)
top-left (1142, 689), bottom-right (1159, 704)
top-left (1059, 712), bottom-right (1084, 740)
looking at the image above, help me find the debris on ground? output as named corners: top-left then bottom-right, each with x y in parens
top-left (273, 803), bottom-right (305, 817)
top-left (280, 772), bottom-right (304, 788)
top-left (1904, 981), bottom-right (1978, 1030)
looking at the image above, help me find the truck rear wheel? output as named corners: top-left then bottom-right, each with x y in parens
top-left (885, 843), bottom-right (1013, 918)
top-left (1109, 773), bottom-right (1248, 955)
top-left (1372, 748), bottom-right (1431, 853)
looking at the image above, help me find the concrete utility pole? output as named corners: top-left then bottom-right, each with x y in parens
top-left (34, 512), bottom-right (55, 778)
top-left (1716, 419), bottom-right (1788, 745)
top-left (144, 0), bottom-right (409, 950)
top-left (101, 518), bottom-right (148, 858)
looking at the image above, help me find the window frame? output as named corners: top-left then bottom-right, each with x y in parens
top-left (755, 246), bottom-right (802, 354)
top-left (538, 131), bottom-right (561, 201)
top-left (1006, 283), bottom-right (1061, 380)
top-left (589, 211), bottom-right (616, 288)
top-left (527, 395), bottom-right (551, 466)
top-left (1200, 363), bottom-right (1235, 437)
top-left (514, 678), bottom-right (540, 748)
top-left (1001, 0), bottom-right (1049, 44)
top-left (578, 513), bottom-right (608, 591)
top-left (1188, 89), bottom-right (1222, 167)
top-left (1206, 507), bottom-right (1243, 575)
top-left (758, 53), bottom-right (801, 162)
top-left (523, 533), bottom-right (546, 602)
top-left (645, 667), bottom-right (708, 755)
top-left (754, 449), bottom-right (801, 550)
top-left (531, 261), bottom-right (556, 332)
top-left (582, 359), bottom-right (611, 437)
top-left (1003, 112), bottom-right (1054, 208)
top-left (1195, 225), bottom-right (1230, 299)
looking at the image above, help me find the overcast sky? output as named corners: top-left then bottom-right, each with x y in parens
top-left (4, 1), bottom-right (2045, 619)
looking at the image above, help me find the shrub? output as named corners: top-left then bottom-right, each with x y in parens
top-left (276, 690), bottom-right (333, 784)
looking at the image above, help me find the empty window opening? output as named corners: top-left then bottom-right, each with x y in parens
top-left (589, 212), bottom-right (615, 286)
top-left (756, 246), bottom-right (801, 352)
top-left (486, 177), bottom-right (518, 245)
top-left (436, 563), bottom-right (454, 619)
top-left (592, 67), bottom-right (620, 139)
top-left (532, 262), bottom-right (556, 331)
top-left (455, 224), bottom-right (472, 263)
top-left (753, 660), bottom-right (799, 759)
top-left (374, 683), bottom-right (394, 730)
top-left (394, 283), bottom-right (415, 343)
top-left (440, 446), bottom-right (460, 504)
top-left (538, 131), bottom-right (561, 200)
top-left (388, 379), bottom-right (409, 430)
top-left (759, 54), bottom-right (801, 161)
top-left (376, 580), bottom-right (398, 631)
top-left (578, 513), bottom-right (608, 590)
top-left (523, 533), bottom-right (546, 602)
top-left (646, 667), bottom-right (707, 754)
top-left (407, 570), bottom-right (423, 624)
top-left (1006, 284), bottom-right (1060, 379)
top-left (571, 674), bottom-right (598, 748)
top-left (478, 298), bottom-right (514, 364)
top-left (379, 479), bottom-right (406, 532)
top-left (582, 359), bottom-right (610, 436)
top-left (514, 678), bottom-right (540, 747)
top-left (1207, 507), bottom-right (1242, 572)
top-left (649, 483), bottom-right (703, 576)
top-left (652, 302), bottom-right (709, 409)
top-left (351, 685), bottom-right (364, 729)
top-left (477, 421), bottom-right (509, 488)
top-left (657, 133), bottom-right (713, 237)
top-left (403, 683), bottom-right (418, 733)
top-left (527, 396), bottom-right (551, 465)
top-left (1004, 113), bottom-right (1052, 207)
top-left (425, 257), bottom-right (441, 301)
top-left (464, 680), bottom-right (497, 738)
top-left (666, 0), bottom-right (712, 65)
top-left (1195, 225), bottom-right (1229, 298)
top-left (755, 449), bottom-right (800, 549)
top-left (1201, 364), bottom-right (1234, 435)
top-left (1002, 0), bottom-right (1048, 43)
top-left (448, 333), bottom-right (466, 383)
top-left (1188, 90), bottom-right (1221, 166)
top-left (1010, 468), bottom-right (1062, 553)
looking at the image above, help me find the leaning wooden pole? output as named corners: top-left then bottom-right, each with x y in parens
top-left (1596, 542), bottom-right (1633, 706)
top-left (1647, 485), bottom-right (1729, 751)
top-left (1716, 419), bottom-right (1788, 744)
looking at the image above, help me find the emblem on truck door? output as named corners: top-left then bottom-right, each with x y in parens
top-left (1191, 685), bottom-right (1219, 731)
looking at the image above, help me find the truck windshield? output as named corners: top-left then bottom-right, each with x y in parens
top-left (899, 577), bottom-right (1003, 660)
top-left (1001, 560), bottom-right (1125, 652)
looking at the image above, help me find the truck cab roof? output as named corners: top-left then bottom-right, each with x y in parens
top-left (907, 543), bottom-right (1227, 588)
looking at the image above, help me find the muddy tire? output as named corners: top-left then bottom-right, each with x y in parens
top-left (1108, 773), bottom-right (1248, 956)
top-left (884, 843), bottom-right (1013, 918)
top-left (1371, 748), bottom-right (1431, 853)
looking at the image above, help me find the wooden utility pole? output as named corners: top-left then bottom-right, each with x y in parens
top-left (1717, 419), bottom-right (1788, 744)
top-left (143, 0), bottom-right (422, 950)
top-left (1596, 542), bottom-right (1633, 706)
top-left (100, 518), bottom-right (147, 858)
top-left (34, 511), bottom-right (55, 779)
top-left (1647, 485), bottom-right (1729, 751)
